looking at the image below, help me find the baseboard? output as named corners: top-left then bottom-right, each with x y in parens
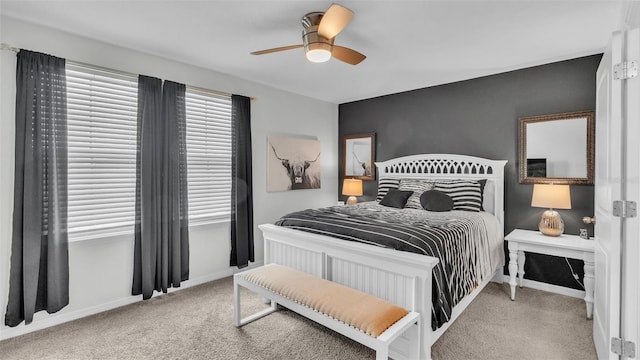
top-left (0, 261), bottom-right (263, 341)
top-left (501, 275), bottom-right (586, 299)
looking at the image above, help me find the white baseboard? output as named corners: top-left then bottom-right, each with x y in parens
top-left (0, 261), bottom-right (263, 341)
top-left (501, 275), bottom-right (586, 299)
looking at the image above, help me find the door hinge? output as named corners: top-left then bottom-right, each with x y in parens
top-left (614, 61), bottom-right (638, 80)
top-left (612, 337), bottom-right (636, 358)
top-left (613, 200), bottom-right (637, 218)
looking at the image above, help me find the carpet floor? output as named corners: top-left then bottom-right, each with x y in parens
top-left (0, 276), bottom-right (596, 360)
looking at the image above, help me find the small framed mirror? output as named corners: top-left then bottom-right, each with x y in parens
top-left (519, 110), bottom-right (595, 185)
top-left (343, 132), bottom-right (376, 180)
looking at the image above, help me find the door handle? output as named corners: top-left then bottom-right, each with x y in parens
top-left (582, 216), bottom-right (596, 224)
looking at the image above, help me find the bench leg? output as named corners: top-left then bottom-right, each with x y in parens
top-left (234, 277), bottom-right (279, 327)
top-left (376, 348), bottom-right (389, 360)
top-left (410, 319), bottom-right (422, 360)
top-left (234, 275), bottom-right (241, 327)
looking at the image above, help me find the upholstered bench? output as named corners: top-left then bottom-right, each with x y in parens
top-left (233, 263), bottom-right (420, 360)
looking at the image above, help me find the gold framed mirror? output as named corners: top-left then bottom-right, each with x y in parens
top-left (519, 110), bottom-right (595, 185)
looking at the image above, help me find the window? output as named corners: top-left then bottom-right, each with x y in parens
top-left (185, 88), bottom-right (232, 224)
top-left (66, 63), bottom-right (232, 239)
top-left (66, 62), bottom-right (138, 239)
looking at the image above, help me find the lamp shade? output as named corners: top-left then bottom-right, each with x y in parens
top-left (342, 178), bottom-right (363, 196)
top-left (531, 184), bottom-right (571, 209)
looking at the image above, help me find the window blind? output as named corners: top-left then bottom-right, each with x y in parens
top-left (66, 62), bottom-right (138, 239)
top-left (185, 88), bottom-right (232, 223)
top-left (66, 62), bottom-right (231, 238)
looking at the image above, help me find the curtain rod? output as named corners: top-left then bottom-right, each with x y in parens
top-left (0, 42), bottom-right (255, 100)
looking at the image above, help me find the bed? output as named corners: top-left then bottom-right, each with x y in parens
top-left (259, 154), bottom-right (507, 360)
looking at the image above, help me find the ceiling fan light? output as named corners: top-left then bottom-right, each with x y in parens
top-left (305, 43), bottom-right (332, 63)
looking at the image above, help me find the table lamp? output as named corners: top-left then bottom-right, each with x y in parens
top-left (342, 178), bottom-right (363, 205)
top-left (531, 184), bottom-right (571, 236)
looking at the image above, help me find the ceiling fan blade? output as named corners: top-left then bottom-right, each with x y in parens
top-left (332, 45), bottom-right (366, 65)
top-left (250, 45), bottom-right (303, 55)
top-left (318, 3), bottom-right (353, 39)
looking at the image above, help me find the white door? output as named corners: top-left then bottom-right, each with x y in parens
top-left (594, 31), bottom-right (623, 360)
top-left (594, 27), bottom-right (640, 360)
top-left (621, 27), bottom-right (640, 359)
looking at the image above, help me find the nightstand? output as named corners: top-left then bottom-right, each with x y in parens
top-left (504, 229), bottom-right (595, 319)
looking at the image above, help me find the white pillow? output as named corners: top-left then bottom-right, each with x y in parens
top-left (483, 180), bottom-right (495, 214)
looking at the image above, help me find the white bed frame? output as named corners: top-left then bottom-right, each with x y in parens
top-left (259, 154), bottom-right (507, 360)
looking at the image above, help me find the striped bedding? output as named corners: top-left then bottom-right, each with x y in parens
top-left (274, 202), bottom-right (504, 330)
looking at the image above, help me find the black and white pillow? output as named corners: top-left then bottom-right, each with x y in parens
top-left (433, 180), bottom-right (483, 212)
top-left (376, 178), bottom-right (400, 202)
top-left (399, 179), bottom-right (434, 209)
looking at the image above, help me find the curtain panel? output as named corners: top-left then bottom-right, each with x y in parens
top-left (160, 81), bottom-right (189, 289)
top-left (5, 50), bottom-right (69, 327)
top-left (132, 77), bottom-right (189, 300)
top-left (230, 95), bottom-right (254, 268)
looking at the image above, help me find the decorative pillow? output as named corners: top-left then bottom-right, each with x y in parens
top-left (420, 190), bottom-right (454, 212)
top-left (376, 178), bottom-right (400, 202)
top-left (482, 179), bottom-right (494, 213)
top-left (399, 179), bottom-right (434, 209)
top-left (379, 189), bottom-right (413, 209)
top-left (477, 179), bottom-right (487, 211)
top-left (433, 180), bottom-right (483, 212)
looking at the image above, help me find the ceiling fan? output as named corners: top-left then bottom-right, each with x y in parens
top-left (250, 3), bottom-right (366, 65)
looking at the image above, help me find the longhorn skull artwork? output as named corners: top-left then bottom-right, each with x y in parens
top-left (267, 135), bottom-right (321, 191)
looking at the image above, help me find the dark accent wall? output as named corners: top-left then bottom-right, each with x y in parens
top-left (339, 54), bottom-right (601, 290)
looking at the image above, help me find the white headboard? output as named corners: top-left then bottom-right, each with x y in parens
top-left (375, 154), bottom-right (508, 228)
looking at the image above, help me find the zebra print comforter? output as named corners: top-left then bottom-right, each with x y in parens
top-left (274, 202), bottom-right (504, 330)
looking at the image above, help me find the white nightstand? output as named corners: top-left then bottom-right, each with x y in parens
top-left (504, 229), bottom-right (595, 319)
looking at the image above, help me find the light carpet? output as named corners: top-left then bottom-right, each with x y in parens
top-left (0, 276), bottom-right (596, 359)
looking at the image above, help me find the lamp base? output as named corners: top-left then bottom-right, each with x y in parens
top-left (539, 209), bottom-right (564, 237)
top-left (346, 196), bottom-right (358, 205)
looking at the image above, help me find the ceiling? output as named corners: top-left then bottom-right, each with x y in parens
top-left (0, 1), bottom-right (628, 104)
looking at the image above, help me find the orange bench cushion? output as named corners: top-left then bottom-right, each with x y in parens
top-left (241, 264), bottom-right (408, 337)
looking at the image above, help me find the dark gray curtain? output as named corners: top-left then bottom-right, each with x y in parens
top-left (132, 77), bottom-right (189, 300)
top-left (230, 95), bottom-right (254, 268)
top-left (5, 50), bottom-right (69, 327)
top-left (160, 81), bottom-right (189, 290)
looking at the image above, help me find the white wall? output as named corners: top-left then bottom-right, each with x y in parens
top-left (0, 16), bottom-right (338, 340)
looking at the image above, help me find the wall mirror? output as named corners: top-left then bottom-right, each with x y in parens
top-left (519, 110), bottom-right (595, 185)
top-left (343, 132), bottom-right (376, 180)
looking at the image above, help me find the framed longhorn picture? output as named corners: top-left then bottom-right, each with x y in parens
top-left (267, 135), bottom-right (321, 192)
top-left (343, 132), bottom-right (375, 180)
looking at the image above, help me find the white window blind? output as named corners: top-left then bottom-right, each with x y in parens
top-left (66, 62), bottom-right (138, 239)
top-left (185, 88), bottom-right (232, 224)
top-left (66, 62), bottom-right (231, 238)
